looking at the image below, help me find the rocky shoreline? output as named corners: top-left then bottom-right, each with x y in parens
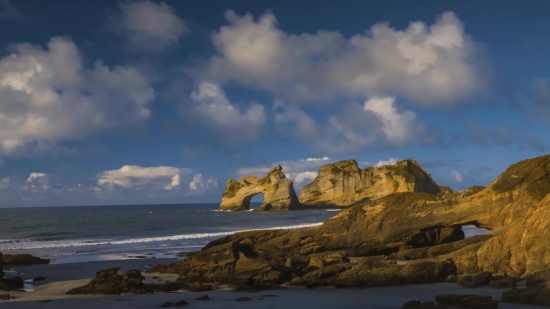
top-left (2, 154), bottom-right (550, 307)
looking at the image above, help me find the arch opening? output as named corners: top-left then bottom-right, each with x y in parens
top-left (243, 193), bottom-right (265, 210)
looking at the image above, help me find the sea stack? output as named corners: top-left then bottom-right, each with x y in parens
top-left (299, 158), bottom-right (440, 207)
top-left (219, 165), bottom-right (302, 211)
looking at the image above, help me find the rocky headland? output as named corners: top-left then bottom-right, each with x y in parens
top-left (149, 154), bottom-right (550, 307)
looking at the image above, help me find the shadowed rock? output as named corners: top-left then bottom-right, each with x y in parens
top-left (66, 267), bottom-right (186, 295)
top-left (0, 252), bottom-right (24, 291)
top-left (2, 254), bottom-right (49, 266)
top-left (219, 165), bottom-right (302, 211)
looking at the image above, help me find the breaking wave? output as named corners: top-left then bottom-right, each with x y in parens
top-left (0, 222), bottom-right (323, 250)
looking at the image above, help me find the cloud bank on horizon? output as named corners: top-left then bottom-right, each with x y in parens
top-left (0, 0), bottom-right (549, 207)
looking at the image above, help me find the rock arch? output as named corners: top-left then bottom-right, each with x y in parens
top-left (219, 165), bottom-right (302, 211)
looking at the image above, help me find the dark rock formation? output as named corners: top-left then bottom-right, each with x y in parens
top-left (219, 165), bottom-right (302, 211)
top-left (502, 283), bottom-right (550, 306)
top-left (33, 276), bottom-right (47, 282)
top-left (2, 254), bottom-right (49, 265)
top-left (457, 272), bottom-right (492, 288)
top-left (195, 295), bottom-right (210, 300)
top-left (488, 276), bottom-right (516, 288)
top-left (236, 297), bottom-right (250, 301)
top-left (0, 253), bottom-right (24, 291)
top-left (66, 267), bottom-right (186, 295)
top-left (0, 294), bottom-right (9, 301)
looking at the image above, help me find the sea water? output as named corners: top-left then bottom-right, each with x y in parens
top-left (0, 203), bottom-right (341, 263)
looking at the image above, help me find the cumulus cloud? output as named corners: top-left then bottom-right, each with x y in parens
top-left (109, 0), bottom-right (189, 53)
top-left (0, 0), bottom-right (22, 20)
top-left (204, 10), bottom-right (485, 106)
top-left (275, 98), bottom-right (427, 154)
top-left (376, 158), bottom-right (398, 167)
top-left (293, 171), bottom-right (317, 185)
top-left (364, 97), bottom-right (425, 144)
top-left (187, 82), bottom-right (266, 143)
top-left (0, 36), bottom-right (155, 158)
top-left (97, 165), bottom-right (192, 190)
top-left (451, 170), bottom-right (463, 182)
top-left (189, 173), bottom-right (217, 193)
top-left (24, 172), bottom-right (49, 190)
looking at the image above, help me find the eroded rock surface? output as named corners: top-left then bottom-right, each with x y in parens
top-left (299, 159), bottom-right (440, 207)
top-left (219, 165), bottom-right (302, 211)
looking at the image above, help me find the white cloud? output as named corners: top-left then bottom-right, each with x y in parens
top-left (188, 82), bottom-right (266, 143)
top-left (164, 174), bottom-right (180, 190)
top-left (24, 172), bottom-right (49, 190)
top-left (189, 173), bottom-right (217, 193)
top-left (364, 97), bottom-right (425, 144)
top-left (275, 98), bottom-right (427, 154)
top-left (451, 170), bottom-right (463, 182)
top-left (204, 10), bottom-right (485, 106)
top-left (97, 165), bottom-right (192, 189)
top-left (0, 177), bottom-right (10, 189)
top-left (110, 0), bottom-right (189, 53)
top-left (376, 158), bottom-right (398, 167)
top-left (306, 157), bottom-right (329, 161)
top-left (292, 171), bottom-right (317, 185)
top-left (0, 36), bottom-right (155, 158)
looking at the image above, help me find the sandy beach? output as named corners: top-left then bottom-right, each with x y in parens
top-left (1, 258), bottom-right (546, 309)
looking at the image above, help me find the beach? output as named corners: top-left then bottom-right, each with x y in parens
top-left (1, 258), bottom-right (546, 308)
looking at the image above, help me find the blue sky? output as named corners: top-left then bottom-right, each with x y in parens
top-left (0, 0), bottom-right (549, 207)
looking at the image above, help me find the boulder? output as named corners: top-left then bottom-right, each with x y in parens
top-left (488, 276), bottom-right (516, 289)
top-left (0, 294), bottom-right (9, 301)
top-left (299, 159), bottom-right (440, 207)
top-left (502, 282), bottom-right (550, 306)
top-left (67, 268), bottom-right (148, 295)
top-left (219, 165), bottom-right (302, 211)
top-left (457, 272), bottom-right (492, 288)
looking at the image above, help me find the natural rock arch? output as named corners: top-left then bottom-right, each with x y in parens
top-left (219, 165), bottom-right (303, 211)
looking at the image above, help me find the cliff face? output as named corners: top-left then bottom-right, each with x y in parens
top-left (299, 159), bottom-right (440, 207)
top-left (219, 165), bottom-right (302, 211)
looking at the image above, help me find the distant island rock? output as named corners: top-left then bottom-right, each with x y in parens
top-left (219, 165), bottom-right (302, 211)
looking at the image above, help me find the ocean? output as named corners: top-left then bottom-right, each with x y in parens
top-left (0, 203), bottom-right (341, 264)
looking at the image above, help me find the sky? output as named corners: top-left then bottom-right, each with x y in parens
top-left (1, 0), bottom-right (550, 207)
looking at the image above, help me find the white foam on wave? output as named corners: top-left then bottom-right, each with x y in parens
top-left (0, 222), bottom-right (323, 250)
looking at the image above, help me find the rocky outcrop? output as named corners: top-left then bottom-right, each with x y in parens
top-left (67, 267), bottom-right (186, 295)
top-left (2, 254), bottom-right (50, 266)
top-left (219, 165), bottom-right (302, 211)
top-left (153, 154), bottom-right (550, 291)
top-left (0, 253), bottom-right (24, 291)
top-left (299, 159), bottom-right (440, 207)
